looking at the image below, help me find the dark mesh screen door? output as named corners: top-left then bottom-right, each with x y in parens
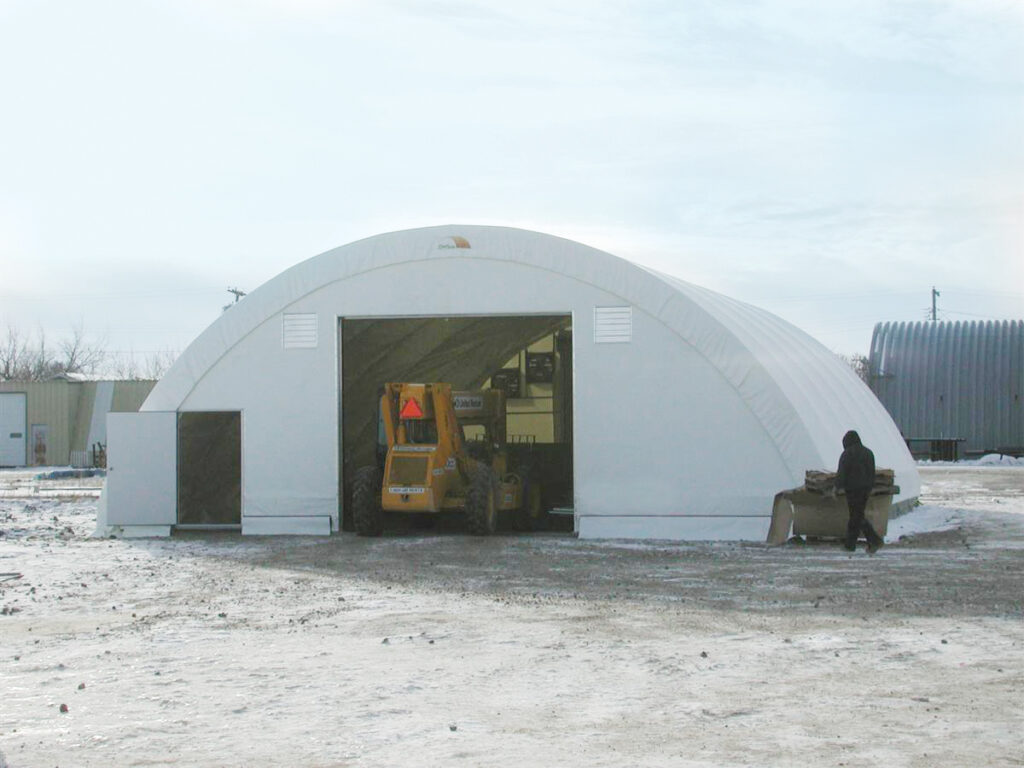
top-left (177, 412), bottom-right (241, 525)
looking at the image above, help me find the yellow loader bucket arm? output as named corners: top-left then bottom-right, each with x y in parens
top-left (429, 385), bottom-right (473, 480)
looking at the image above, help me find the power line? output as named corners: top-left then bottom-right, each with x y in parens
top-left (941, 309), bottom-right (1019, 319)
top-left (948, 288), bottom-right (1024, 299)
top-left (743, 288), bottom-right (922, 304)
top-left (0, 288), bottom-right (226, 301)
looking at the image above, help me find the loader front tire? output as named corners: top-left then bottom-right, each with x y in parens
top-left (353, 466), bottom-right (384, 537)
top-left (465, 462), bottom-right (497, 535)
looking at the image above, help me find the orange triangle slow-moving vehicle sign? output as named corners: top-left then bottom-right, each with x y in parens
top-left (400, 398), bottom-right (424, 419)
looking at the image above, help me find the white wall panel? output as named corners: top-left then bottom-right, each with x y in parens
top-left (106, 412), bottom-right (176, 526)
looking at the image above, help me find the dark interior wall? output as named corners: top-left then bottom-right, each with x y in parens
top-left (177, 411), bottom-right (241, 525)
top-left (340, 315), bottom-right (570, 485)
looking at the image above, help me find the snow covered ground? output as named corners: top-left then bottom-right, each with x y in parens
top-left (0, 466), bottom-right (1021, 767)
top-left (917, 454), bottom-right (1024, 468)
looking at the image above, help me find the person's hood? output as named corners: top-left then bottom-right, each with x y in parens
top-left (843, 430), bottom-right (862, 449)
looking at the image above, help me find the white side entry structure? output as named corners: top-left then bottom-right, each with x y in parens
top-left (102, 412), bottom-right (176, 537)
top-left (101, 225), bottom-right (919, 540)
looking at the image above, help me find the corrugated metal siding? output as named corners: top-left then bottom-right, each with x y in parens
top-left (69, 381), bottom-right (97, 457)
top-left (111, 381), bottom-right (157, 412)
top-left (869, 320), bottom-right (1024, 453)
top-left (0, 381), bottom-right (77, 465)
top-left (0, 379), bottom-right (157, 465)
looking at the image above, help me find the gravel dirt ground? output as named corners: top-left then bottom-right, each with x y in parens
top-left (0, 466), bottom-right (1021, 767)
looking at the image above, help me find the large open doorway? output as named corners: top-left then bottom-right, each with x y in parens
top-left (339, 315), bottom-right (573, 533)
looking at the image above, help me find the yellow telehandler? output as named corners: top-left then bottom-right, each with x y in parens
top-left (351, 382), bottom-right (543, 536)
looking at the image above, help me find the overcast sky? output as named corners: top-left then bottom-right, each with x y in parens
top-left (1, 0), bottom-right (1021, 366)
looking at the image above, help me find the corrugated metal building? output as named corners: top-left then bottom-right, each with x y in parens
top-left (869, 320), bottom-right (1024, 456)
top-left (0, 379), bottom-right (155, 467)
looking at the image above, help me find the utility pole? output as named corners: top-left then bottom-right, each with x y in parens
top-left (931, 286), bottom-right (940, 322)
top-left (223, 287), bottom-right (247, 312)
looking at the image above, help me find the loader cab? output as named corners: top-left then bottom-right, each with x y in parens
top-left (402, 419), bottom-right (438, 445)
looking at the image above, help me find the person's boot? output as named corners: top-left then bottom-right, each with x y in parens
top-left (866, 538), bottom-right (883, 555)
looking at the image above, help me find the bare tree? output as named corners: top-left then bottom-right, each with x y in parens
top-left (107, 353), bottom-right (141, 381)
top-left (0, 323), bottom-right (108, 381)
top-left (29, 327), bottom-right (54, 380)
top-left (838, 352), bottom-right (871, 385)
top-left (106, 348), bottom-right (178, 381)
top-left (59, 323), bottom-right (107, 376)
top-left (142, 349), bottom-right (178, 379)
top-left (0, 325), bottom-right (30, 380)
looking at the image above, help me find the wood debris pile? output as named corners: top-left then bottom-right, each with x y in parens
top-left (804, 469), bottom-right (898, 496)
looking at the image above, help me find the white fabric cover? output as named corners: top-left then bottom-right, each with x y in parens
top-left (141, 225), bottom-right (919, 538)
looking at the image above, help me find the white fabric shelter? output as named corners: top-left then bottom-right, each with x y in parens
top-left (102, 225), bottom-right (919, 539)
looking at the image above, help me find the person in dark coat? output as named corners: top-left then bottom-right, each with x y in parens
top-left (835, 430), bottom-right (884, 553)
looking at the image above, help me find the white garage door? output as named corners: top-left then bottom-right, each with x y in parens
top-left (0, 393), bottom-right (27, 466)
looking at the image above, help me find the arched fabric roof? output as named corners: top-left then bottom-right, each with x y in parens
top-left (145, 224), bottom-right (919, 502)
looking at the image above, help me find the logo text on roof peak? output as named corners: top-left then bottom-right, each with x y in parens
top-left (437, 236), bottom-right (471, 249)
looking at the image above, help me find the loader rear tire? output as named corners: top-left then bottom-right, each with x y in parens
top-left (353, 466), bottom-right (383, 537)
top-left (515, 473), bottom-right (545, 531)
top-left (465, 462), bottom-right (497, 535)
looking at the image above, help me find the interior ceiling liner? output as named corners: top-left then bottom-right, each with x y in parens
top-left (341, 315), bottom-right (569, 475)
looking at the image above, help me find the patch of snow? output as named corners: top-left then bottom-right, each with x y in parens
top-left (1, 467), bottom-right (1022, 766)
top-left (885, 504), bottom-right (963, 539)
top-left (918, 454), bottom-right (1024, 467)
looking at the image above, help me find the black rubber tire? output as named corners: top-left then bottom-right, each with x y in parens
top-left (512, 467), bottom-right (544, 531)
top-left (352, 466), bottom-right (384, 537)
top-left (465, 441), bottom-right (491, 462)
top-left (465, 462), bottom-right (497, 535)
top-left (524, 477), bottom-right (545, 530)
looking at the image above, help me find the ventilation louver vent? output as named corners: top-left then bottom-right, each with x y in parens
top-left (594, 306), bottom-right (632, 344)
top-left (282, 313), bottom-right (318, 349)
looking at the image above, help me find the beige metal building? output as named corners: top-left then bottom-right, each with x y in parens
top-left (0, 379), bottom-right (155, 467)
